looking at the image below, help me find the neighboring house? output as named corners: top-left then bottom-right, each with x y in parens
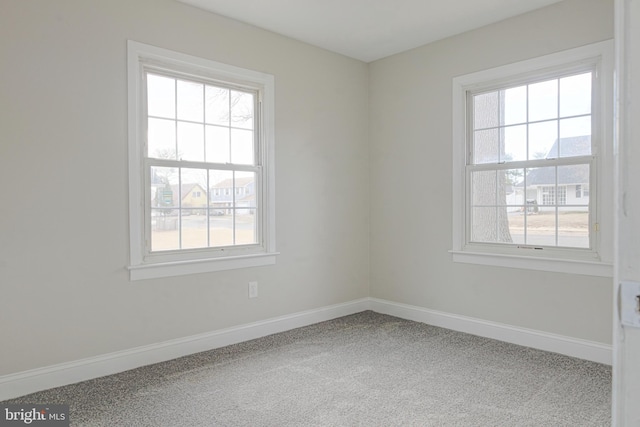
top-left (152, 182), bottom-right (208, 211)
top-left (210, 177), bottom-right (256, 215)
top-left (516, 135), bottom-right (590, 212)
top-left (174, 183), bottom-right (208, 211)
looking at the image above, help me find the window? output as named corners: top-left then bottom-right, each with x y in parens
top-left (452, 41), bottom-right (613, 277)
top-left (541, 186), bottom-right (566, 206)
top-left (127, 41), bottom-right (277, 280)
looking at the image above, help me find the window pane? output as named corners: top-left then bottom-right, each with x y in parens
top-left (235, 209), bottom-right (257, 245)
top-left (234, 171), bottom-right (256, 199)
top-left (526, 209), bottom-right (557, 247)
top-left (471, 206), bottom-right (513, 244)
top-left (151, 209), bottom-right (179, 251)
top-left (559, 72), bottom-right (591, 118)
top-left (235, 172), bottom-right (257, 245)
top-left (498, 169), bottom-right (525, 244)
top-left (471, 207), bottom-right (497, 243)
top-left (231, 90), bottom-right (254, 130)
top-left (559, 118), bottom-right (591, 157)
top-left (149, 167), bottom-right (180, 251)
top-left (177, 80), bottom-right (204, 122)
top-left (205, 125), bottom-right (230, 163)
top-left (181, 210), bottom-right (207, 249)
top-left (501, 85), bottom-right (527, 126)
top-left (558, 211), bottom-right (589, 248)
top-left (504, 169), bottom-right (524, 206)
top-left (177, 122), bottom-right (205, 162)
top-left (503, 211), bottom-right (525, 244)
top-left (209, 217), bottom-right (233, 247)
top-left (503, 125), bottom-right (527, 162)
top-left (471, 171), bottom-right (497, 206)
top-left (528, 79), bottom-right (558, 122)
top-left (147, 74), bottom-right (175, 119)
top-left (179, 167), bottom-right (209, 249)
top-left (209, 170), bottom-right (233, 247)
top-left (148, 118), bottom-right (176, 159)
top-left (180, 168), bottom-right (208, 200)
top-left (231, 129), bottom-right (254, 165)
top-left (151, 166), bottom-right (178, 207)
top-left (526, 167), bottom-right (556, 205)
top-left (473, 91), bottom-right (499, 130)
top-left (558, 164), bottom-right (590, 205)
top-left (557, 186), bottom-right (567, 205)
top-left (473, 128), bottom-right (499, 164)
top-left (528, 120), bottom-right (558, 159)
top-left (205, 86), bottom-right (229, 126)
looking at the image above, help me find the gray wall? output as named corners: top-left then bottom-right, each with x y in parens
top-left (0, 0), bottom-right (616, 379)
top-left (0, 0), bottom-right (370, 375)
top-left (369, 0), bottom-right (614, 344)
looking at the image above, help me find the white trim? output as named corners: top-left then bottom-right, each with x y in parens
top-left (452, 40), bottom-right (614, 276)
top-left (0, 297), bottom-right (612, 400)
top-left (449, 250), bottom-right (613, 277)
top-left (452, 40), bottom-right (613, 90)
top-left (0, 298), bottom-right (369, 401)
top-left (370, 298), bottom-right (612, 365)
top-left (127, 40), bottom-right (277, 280)
top-left (127, 252), bottom-right (280, 280)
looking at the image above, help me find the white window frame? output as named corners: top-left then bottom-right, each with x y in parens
top-left (127, 41), bottom-right (277, 280)
top-left (451, 40), bottom-right (613, 277)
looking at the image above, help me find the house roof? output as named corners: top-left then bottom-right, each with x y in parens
top-left (526, 164), bottom-right (590, 186)
top-left (524, 136), bottom-right (590, 186)
top-left (551, 135), bottom-right (591, 158)
top-left (169, 183), bottom-right (206, 201)
top-left (212, 177), bottom-right (254, 188)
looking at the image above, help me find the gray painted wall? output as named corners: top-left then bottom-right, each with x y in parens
top-left (369, 0), bottom-right (614, 344)
top-left (0, 0), bottom-right (370, 375)
top-left (0, 0), bottom-right (616, 380)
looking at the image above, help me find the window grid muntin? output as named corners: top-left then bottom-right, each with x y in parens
top-left (142, 67), bottom-right (263, 257)
top-left (469, 71), bottom-right (594, 166)
top-left (465, 67), bottom-right (596, 252)
top-left (144, 70), bottom-right (258, 164)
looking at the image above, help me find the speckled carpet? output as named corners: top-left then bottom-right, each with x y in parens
top-left (4, 311), bottom-right (611, 426)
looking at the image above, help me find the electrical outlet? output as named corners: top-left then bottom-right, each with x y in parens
top-left (248, 281), bottom-right (258, 299)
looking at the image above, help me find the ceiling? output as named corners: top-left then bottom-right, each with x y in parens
top-left (177, 0), bottom-right (564, 62)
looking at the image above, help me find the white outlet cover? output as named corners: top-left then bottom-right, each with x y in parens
top-left (621, 281), bottom-right (640, 328)
top-left (248, 281), bottom-right (258, 298)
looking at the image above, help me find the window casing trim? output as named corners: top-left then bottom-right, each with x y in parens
top-left (127, 41), bottom-right (277, 279)
top-left (452, 40), bottom-right (613, 276)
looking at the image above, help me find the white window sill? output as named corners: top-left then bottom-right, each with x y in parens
top-left (128, 252), bottom-right (279, 281)
top-left (449, 250), bottom-right (612, 277)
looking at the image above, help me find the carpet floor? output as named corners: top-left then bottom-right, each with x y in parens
top-left (3, 311), bottom-right (611, 426)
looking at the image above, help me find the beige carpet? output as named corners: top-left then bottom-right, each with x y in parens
top-left (3, 311), bottom-right (611, 426)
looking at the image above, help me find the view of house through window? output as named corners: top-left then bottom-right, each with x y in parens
top-left (146, 72), bottom-right (259, 252)
top-left (469, 71), bottom-right (593, 249)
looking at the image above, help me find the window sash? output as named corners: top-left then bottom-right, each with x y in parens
top-left (465, 154), bottom-right (595, 246)
top-left (140, 67), bottom-right (265, 261)
top-left (463, 64), bottom-right (598, 254)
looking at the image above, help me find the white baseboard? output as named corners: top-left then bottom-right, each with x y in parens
top-left (369, 298), bottom-right (612, 365)
top-left (0, 298), bottom-right (370, 401)
top-left (0, 296), bottom-right (612, 401)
